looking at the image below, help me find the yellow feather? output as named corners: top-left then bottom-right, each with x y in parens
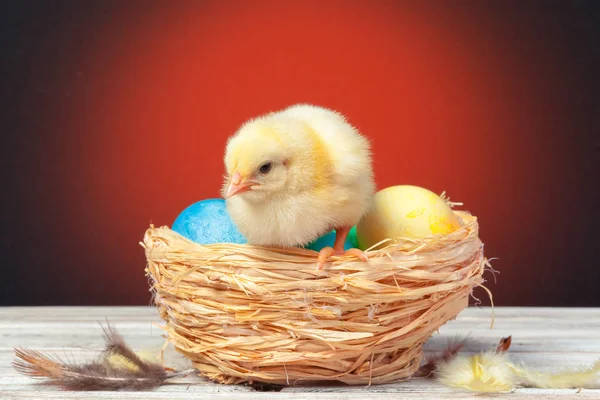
top-left (437, 351), bottom-right (515, 392)
top-left (509, 359), bottom-right (600, 389)
top-left (437, 350), bottom-right (600, 392)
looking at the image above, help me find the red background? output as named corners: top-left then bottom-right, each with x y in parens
top-left (3, 1), bottom-right (598, 306)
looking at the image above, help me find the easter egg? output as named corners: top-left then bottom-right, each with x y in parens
top-left (356, 185), bottom-right (461, 249)
top-left (347, 226), bottom-right (358, 247)
top-left (305, 226), bottom-right (358, 252)
top-left (172, 198), bottom-right (247, 245)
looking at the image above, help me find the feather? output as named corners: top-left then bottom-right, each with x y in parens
top-left (436, 350), bottom-right (516, 392)
top-left (495, 336), bottom-right (512, 354)
top-left (435, 334), bottom-right (600, 392)
top-left (13, 323), bottom-right (195, 391)
top-left (101, 324), bottom-right (156, 374)
top-left (433, 335), bottom-right (516, 392)
top-left (418, 335), bottom-right (510, 379)
top-left (509, 359), bottom-right (600, 389)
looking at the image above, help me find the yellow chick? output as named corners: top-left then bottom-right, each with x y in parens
top-left (222, 104), bottom-right (375, 269)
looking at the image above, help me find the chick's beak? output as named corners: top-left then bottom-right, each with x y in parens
top-left (225, 171), bottom-right (255, 198)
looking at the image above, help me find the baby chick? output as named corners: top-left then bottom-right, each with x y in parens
top-left (222, 104), bottom-right (375, 270)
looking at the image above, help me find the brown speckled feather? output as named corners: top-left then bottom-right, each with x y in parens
top-left (13, 323), bottom-right (194, 391)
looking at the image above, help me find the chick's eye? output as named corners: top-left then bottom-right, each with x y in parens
top-left (258, 162), bottom-right (273, 174)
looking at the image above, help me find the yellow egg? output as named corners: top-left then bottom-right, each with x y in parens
top-left (356, 185), bottom-right (462, 249)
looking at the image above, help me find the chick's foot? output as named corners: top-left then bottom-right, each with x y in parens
top-left (316, 225), bottom-right (368, 270)
top-left (316, 247), bottom-right (335, 270)
top-left (316, 247), bottom-right (368, 270)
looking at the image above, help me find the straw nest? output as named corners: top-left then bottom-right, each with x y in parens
top-left (143, 210), bottom-right (489, 386)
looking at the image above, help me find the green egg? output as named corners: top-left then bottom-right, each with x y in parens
top-left (304, 226), bottom-right (359, 252)
top-left (347, 226), bottom-right (358, 248)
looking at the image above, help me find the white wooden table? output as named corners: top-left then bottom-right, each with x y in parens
top-left (1, 306), bottom-right (598, 399)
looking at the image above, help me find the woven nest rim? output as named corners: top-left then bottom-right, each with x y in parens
top-left (143, 210), bottom-right (479, 265)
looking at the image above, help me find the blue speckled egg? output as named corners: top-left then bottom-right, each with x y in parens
top-left (305, 226), bottom-right (358, 252)
top-left (172, 199), bottom-right (247, 245)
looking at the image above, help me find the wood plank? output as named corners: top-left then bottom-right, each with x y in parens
top-left (2, 390), bottom-right (600, 400)
top-left (0, 306), bottom-right (598, 399)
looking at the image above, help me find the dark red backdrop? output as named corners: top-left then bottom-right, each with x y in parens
top-left (2, 1), bottom-right (598, 306)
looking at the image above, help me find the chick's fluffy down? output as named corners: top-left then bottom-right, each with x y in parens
top-left (223, 104), bottom-right (375, 248)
